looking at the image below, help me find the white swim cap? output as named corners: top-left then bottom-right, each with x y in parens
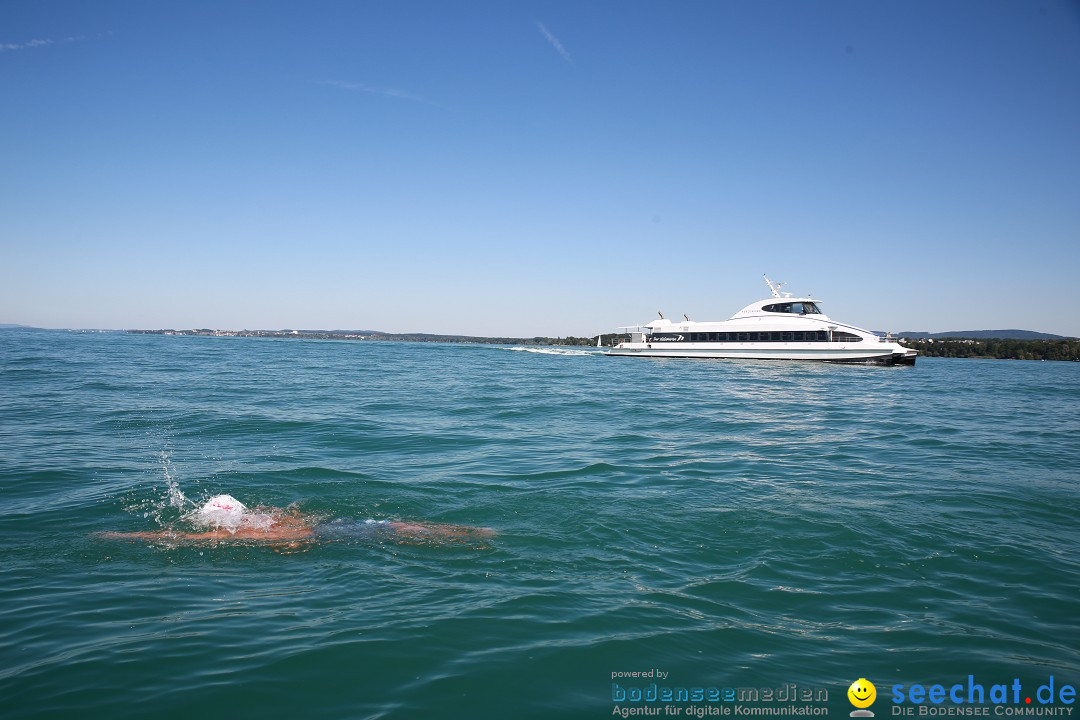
top-left (192, 494), bottom-right (248, 529)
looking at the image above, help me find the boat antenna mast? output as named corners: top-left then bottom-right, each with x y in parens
top-left (763, 274), bottom-right (791, 298)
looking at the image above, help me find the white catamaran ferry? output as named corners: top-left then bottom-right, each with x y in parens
top-left (604, 276), bottom-right (917, 365)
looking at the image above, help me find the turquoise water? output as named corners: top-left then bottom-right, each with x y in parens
top-left (1, 329), bottom-right (1078, 719)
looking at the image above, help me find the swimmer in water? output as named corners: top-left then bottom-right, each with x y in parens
top-left (99, 494), bottom-right (496, 546)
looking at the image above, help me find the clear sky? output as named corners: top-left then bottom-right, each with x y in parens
top-left (2, 1), bottom-right (1079, 337)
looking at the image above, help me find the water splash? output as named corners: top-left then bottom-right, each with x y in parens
top-left (126, 445), bottom-right (197, 527)
top-left (160, 449), bottom-right (190, 510)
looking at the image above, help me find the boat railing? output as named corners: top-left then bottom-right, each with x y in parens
top-left (600, 333), bottom-right (633, 347)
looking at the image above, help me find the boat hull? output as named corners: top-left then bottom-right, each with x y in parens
top-left (604, 344), bottom-right (917, 365)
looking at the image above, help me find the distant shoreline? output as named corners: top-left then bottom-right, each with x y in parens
top-left (125, 328), bottom-right (604, 346)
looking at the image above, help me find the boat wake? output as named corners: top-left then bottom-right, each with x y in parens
top-left (501, 346), bottom-right (603, 357)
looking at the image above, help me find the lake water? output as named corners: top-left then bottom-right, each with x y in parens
top-left (1, 329), bottom-right (1078, 719)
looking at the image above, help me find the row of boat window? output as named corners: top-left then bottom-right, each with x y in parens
top-left (650, 331), bottom-right (864, 343)
top-left (761, 302), bottom-right (822, 315)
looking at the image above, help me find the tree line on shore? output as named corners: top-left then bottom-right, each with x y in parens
top-left (898, 338), bottom-right (1080, 362)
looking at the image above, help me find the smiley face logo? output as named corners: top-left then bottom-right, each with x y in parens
top-left (848, 678), bottom-right (877, 711)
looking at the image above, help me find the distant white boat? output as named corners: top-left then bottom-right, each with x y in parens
top-left (604, 276), bottom-right (917, 365)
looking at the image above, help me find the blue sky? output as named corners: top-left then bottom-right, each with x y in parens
top-left (2, 1), bottom-right (1078, 336)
